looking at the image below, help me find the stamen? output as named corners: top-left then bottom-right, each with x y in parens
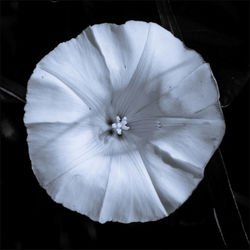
top-left (111, 116), bottom-right (130, 135)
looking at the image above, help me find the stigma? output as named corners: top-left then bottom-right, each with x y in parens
top-left (111, 116), bottom-right (130, 135)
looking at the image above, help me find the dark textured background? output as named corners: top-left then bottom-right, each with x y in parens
top-left (1, 0), bottom-right (249, 249)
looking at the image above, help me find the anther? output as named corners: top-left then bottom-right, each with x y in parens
top-left (111, 116), bottom-right (130, 135)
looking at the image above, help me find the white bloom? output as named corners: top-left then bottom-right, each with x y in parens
top-left (24, 21), bottom-right (225, 223)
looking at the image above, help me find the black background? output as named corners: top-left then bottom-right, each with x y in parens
top-left (0, 0), bottom-right (249, 249)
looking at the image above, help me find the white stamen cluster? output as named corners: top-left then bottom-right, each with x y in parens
top-left (111, 116), bottom-right (130, 135)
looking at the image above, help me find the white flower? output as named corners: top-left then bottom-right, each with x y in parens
top-left (24, 21), bottom-right (225, 223)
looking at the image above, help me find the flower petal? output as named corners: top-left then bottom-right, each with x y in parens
top-left (98, 145), bottom-right (167, 223)
top-left (150, 109), bottom-right (225, 167)
top-left (45, 152), bottom-right (112, 222)
top-left (26, 121), bottom-right (105, 186)
top-left (138, 143), bottom-right (202, 214)
top-left (112, 22), bottom-right (204, 117)
top-left (37, 27), bottom-right (113, 113)
top-left (24, 67), bottom-right (91, 124)
top-left (158, 63), bottom-right (221, 116)
top-left (89, 21), bottom-right (149, 90)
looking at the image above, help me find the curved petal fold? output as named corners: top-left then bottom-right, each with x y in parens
top-left (139, 143), bottom-right (202, 214)
top-left (150, 109), bottom-right (225, 167)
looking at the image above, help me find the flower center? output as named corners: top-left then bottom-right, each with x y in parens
top-left (111, 116), bottom-right (130, 135)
